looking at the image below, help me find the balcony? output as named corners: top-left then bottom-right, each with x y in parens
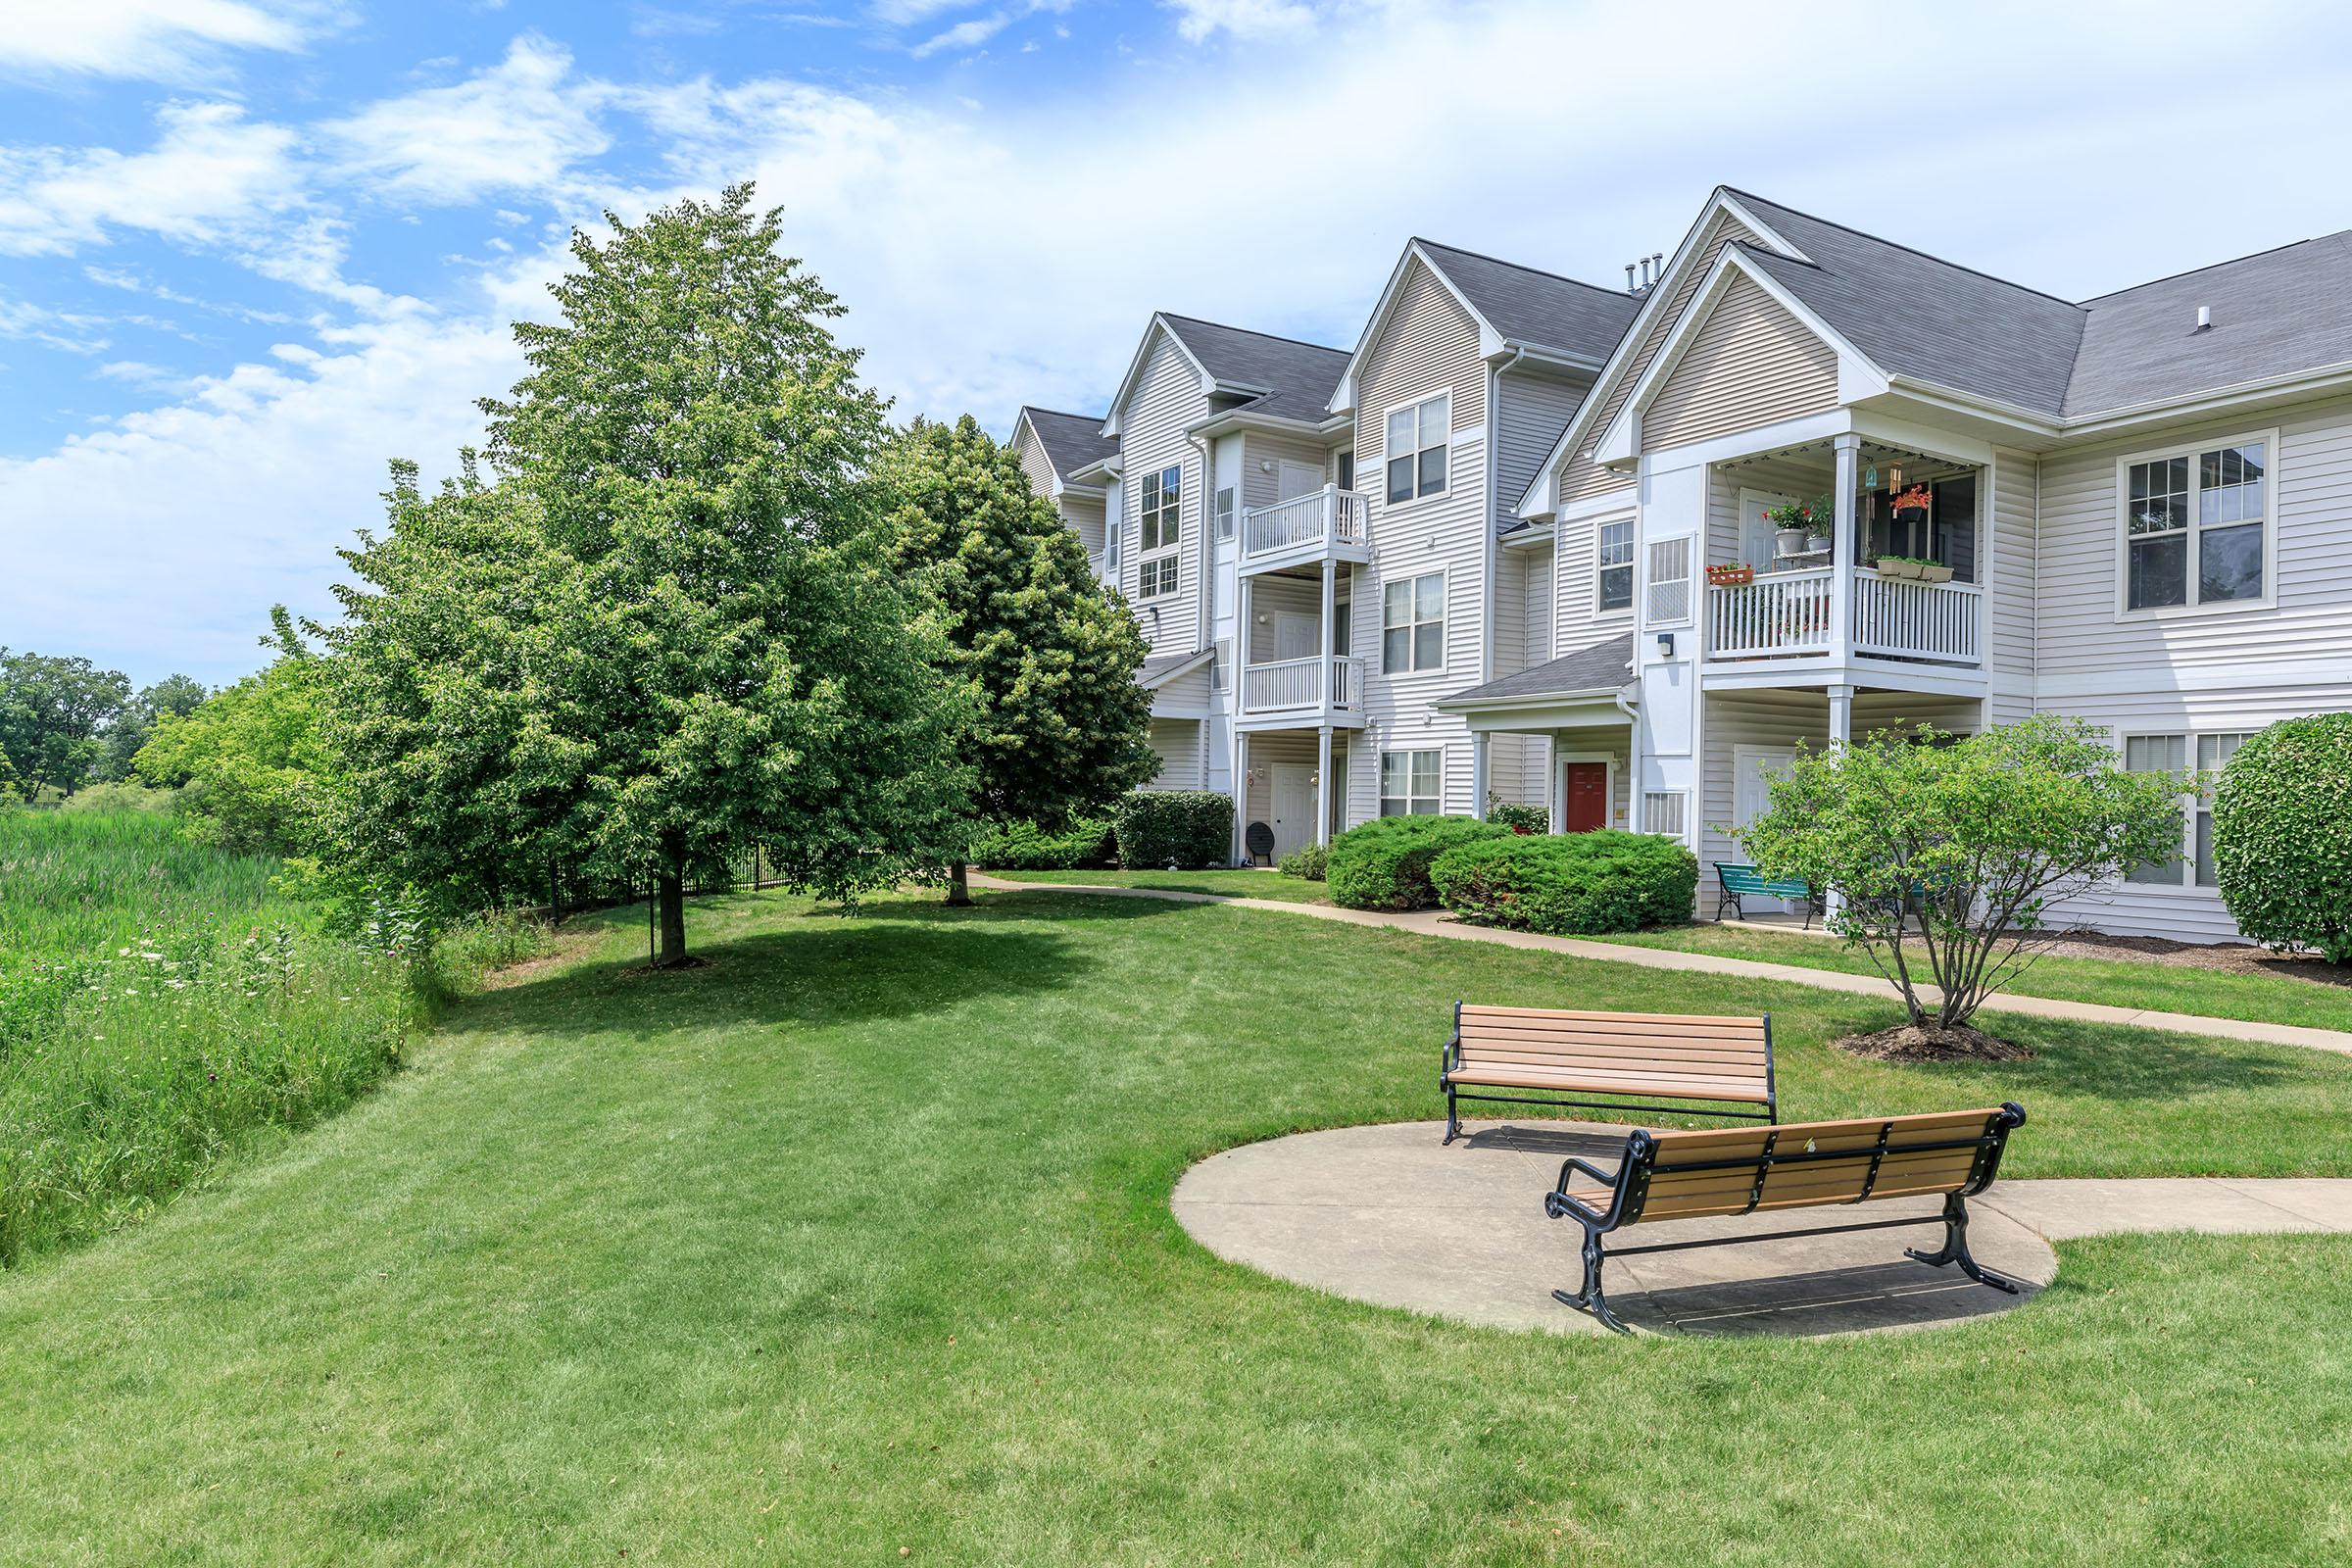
top-left (1707, 567), bottom-right (1982, 667)
top-left (1240, 654), bottom-right (1362, 719)
top-left (1239, 485), bottom-right (1371, 574)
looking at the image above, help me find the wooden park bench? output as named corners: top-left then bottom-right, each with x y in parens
top-left (1543, 1102), bottom-right (2029, 1332)
top-left (1441, 1003), bottom-right (1777, 1145)
top-left (1712, 860), bottom-right (1813, 926)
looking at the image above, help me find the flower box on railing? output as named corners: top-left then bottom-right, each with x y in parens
top-left (1706, 564), bottom-right (1756, 587)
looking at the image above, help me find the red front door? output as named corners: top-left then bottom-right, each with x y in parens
top-left (1563, 763), bottom-right (1608, 833)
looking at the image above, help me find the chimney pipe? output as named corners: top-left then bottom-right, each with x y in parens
top-left (1626, 263), bottom-right (1638, 292)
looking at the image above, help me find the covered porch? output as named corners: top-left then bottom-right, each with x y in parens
top-left (1234, 727), bottom-right (1351, 865)
top-left (1703, 433), bottom-right (1986, 671)
top-left (1435, 635), bottom-right (1637, 834)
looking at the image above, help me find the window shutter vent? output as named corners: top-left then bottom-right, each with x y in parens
top-left (1642, 790), bottom-right (1689, 839)
top-left (1645, 537), bottom-right (1692, 623)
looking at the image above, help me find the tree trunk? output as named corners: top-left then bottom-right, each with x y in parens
top-left (657, 862), bottom-right (688, 966)
top-left (946, 859), bottom-right (972, 907)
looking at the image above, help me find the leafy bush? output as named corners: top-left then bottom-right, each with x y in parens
top-left (969, 814), bottom-right (1116, 870)
top-left (59, 779), bottom-right (177, 814)
top-left (1325, 814), bottom-right (1510, 910)
top-left (1485, 797), bottom-right (1548, 835)
top-left (1431, 830), bottom-right (1696, 935)
top-left (1278, 843), bottom-right (1329, 880)
top-left (1113, 790), bottom-right (1232, 869)
top-left (2213, 715), bottom-right (2352, 962)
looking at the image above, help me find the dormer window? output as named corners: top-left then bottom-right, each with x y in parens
top-left (1385, 392), bottom-right (1449, 505)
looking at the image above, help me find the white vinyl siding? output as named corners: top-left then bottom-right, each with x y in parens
top-left (1115, 326), bottom-right (1210, 654)
top-left (1642, 272), bottom-right (1840, 453)
top-left (1380, 749), bottom-right (1442, 815)
top-left (1558, 209), bottom-right (1763, 505)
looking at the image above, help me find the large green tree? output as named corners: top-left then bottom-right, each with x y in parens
top-left (135, 611), bottom-right (327, 856)
top-left (0, 649), bottom-right (129, 801)
top-left (99, 672), bottom-right (209, 782)
top-left (326, 187), bottom-right (971, 964)
top-left (877, 416), bottom-right (1156, 904)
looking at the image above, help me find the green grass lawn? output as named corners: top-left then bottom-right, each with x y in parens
top-left (1589, 921), bottom-right (2352, 1034)
top-left (6, 889), bottom-right (2352, 1564)
top-left (982, 865), bottom-right (1331, 902)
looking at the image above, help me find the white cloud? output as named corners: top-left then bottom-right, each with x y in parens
top-left (0, 101), bottom-right (304, 258)
top-left (322, 35), bottom-right (612, 205)
top-left (0, 0), bottom-right (324, 82)
top-left (0, 295), bottom-right (114, 354)
top-left (1163, 0), bottom-right (1321, 42)
top-left (909, 0), bottom-right (1068, 57)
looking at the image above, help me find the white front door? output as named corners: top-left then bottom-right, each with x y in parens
top-left (1270, 761), bottom-right (1318, 862)
top-left (1277, 461), bottom-right (1323, 502)
top-left (1739, 488), bottom-right (1798, 568)
top-left (1733, 746), bottom-right (1798, 911)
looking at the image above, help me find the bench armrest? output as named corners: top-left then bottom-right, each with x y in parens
top-left (1441, 1033), bottom-right (1461, 1074)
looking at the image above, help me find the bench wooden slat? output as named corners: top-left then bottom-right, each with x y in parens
top-left (1442, 1002), bottom-right (1779, 1138)
top-left (1460, 1004), bottom-right (1771, 1027)
top-left (1457, 1039), bottom-right (1769, 1064)
top-left (1450, 1067), bottom-right (1775, 1103)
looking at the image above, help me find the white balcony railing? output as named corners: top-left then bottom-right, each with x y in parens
top-left (1705, 565), bottom-right (1984, 665)
top-left (1707, 566), bottom-right (1833, 660)
top-left (1242, 654), bottom-right (1361, 713)
top-left (1240, 485), bottom-right (1371, 561)
top-left (1851, 570), bottom-right (1982, 663)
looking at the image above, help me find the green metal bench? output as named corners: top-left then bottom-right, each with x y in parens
top-left (1712, 861), bottom-right (1813, 927)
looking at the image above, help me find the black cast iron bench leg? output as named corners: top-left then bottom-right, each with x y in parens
top-left (1905, 1193), bottom-right (2023, 1295)
top-left (1551, 1231), bottom-right (1631, 1334)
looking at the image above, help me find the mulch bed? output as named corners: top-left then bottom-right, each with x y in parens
top-left (1837, 1022), bottom-right (2034, 1063)
top-left (2034, 930), bottom-right (2352, 987)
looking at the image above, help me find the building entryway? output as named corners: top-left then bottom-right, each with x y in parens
top-left (1269, 761), bottom-right (1317, 863)
top-left (1561, 762), bottom-right (1608, 833)
top-left (1732, 745), bottom-right (1800, 912)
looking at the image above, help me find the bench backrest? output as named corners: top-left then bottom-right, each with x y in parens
top-left (1714, 861), bottom-right (1807, 898)
top-left (1617, 1104), bottom-right (2024, 1226)
top-left (1455, 1004), bottom-right (1771, 1098)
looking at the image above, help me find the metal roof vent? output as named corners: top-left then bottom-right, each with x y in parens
top-left (2195, 305), bottom-right (2213, 332)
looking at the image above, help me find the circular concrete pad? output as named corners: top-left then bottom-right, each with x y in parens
top-left (1173, 1120), bottom-right (2056, 1338)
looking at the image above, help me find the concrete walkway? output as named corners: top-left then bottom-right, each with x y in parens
top-left (1172, 1119), bottom-right (2352, 1339)
top-left (968, 875), bottom-right (2352, 1057)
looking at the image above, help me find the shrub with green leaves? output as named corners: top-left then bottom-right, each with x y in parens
top-left (2213, 714), bottom-right (2352, 963)
top-left (1113, 791), bottom-right (1232, 869)
top-left (1431, 830), bottom-right (1695, 935)
top-left (1484, 797), bottom-right (1548, 835)
top-left (1325, 814), bottom-right (1511, 910)
top-left (969, 815), bottom-right (1116, 871)
top-left (1277, 843), bottom-right (1329, 881)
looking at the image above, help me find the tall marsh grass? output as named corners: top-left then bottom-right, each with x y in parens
top-left (0, 810), bottom-right (542, 1265)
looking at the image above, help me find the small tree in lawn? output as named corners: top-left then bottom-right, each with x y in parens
top-left (1734, 715), bottom-right (2184, 1055)
top-left (330, 186), bottom-right (973, 964)
top-left (876, 416), bottom-right (1157, 905)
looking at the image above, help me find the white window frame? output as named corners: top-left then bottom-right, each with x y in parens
top-left (1138, 463), bottom-right (1182, 599)
top-left (1382, 389), bottom-right (1451, 508)
top-left (1214, 483), bottom-right (1237, 542)
top-left (2117, 727), bottom-right (2255, 893)
top-left (1380, 568), bottom-right (1448, 675)
top-left (1596, 515), bottom-right (1635, 613)
top-left (1379, 748), bottom-right (1444, 816)
top-left (2112, 428), bottom-right (2278, 620)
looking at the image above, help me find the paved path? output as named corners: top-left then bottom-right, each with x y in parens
top-left (968, 876), bottom-right (2352, 1056)
top-left (1172, 1119), bottom-right (2352, 1339)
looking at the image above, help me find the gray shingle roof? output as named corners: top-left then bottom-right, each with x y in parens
top-left (1159, 314), bottom-right (1348, 423)
top-left (1414, 239), bottom-right (1642, 364)
top-left (1018, 406), bottom-right (1118, 481)
top-left (1442, 633), bottom-right (1634, 705)
top-left (1723, 191), bottom-right (2085, 417)
top-left (1137, 647), bottom-right (1212, 690)
top-left (2066, 233), bottom-right (2352, 416)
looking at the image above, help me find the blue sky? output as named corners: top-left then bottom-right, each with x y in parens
top-left (8, 0), bottom-right (2352, 686)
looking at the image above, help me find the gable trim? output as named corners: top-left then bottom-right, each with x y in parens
top-left (1592, 246), bottom-right (1886, 466)
top-left (1328, 242), bottom-right (1509, 416)
top-left (1102, 315), bottom-right (1213, 439)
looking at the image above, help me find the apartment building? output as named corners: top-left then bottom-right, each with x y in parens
top-left (1018, 187), bottom-right (2352, 941)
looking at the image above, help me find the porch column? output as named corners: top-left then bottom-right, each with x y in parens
top-left (1825, 683), bottom-right (1853, 922)
top-left (1550, 746), bottom-right (1566, 833)
top-left (1830, 431), bottom-right (1860, 657)
top-left (1232, 730), bottom-right (1250, 864)
top-left (1471, 732), bottom-right (1491, 820)
top-left (1319, 557), bottom-right (1336, 714)
top-left (1315, 724), bottom-right (1334, 847)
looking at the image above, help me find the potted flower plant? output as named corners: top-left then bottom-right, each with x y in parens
top-left (1876, 555), bottom-right (1952, 583)
top-left (1707, 562), bottom-right (1755, 586)
top-left (1804, 492), bottom-right (1835, 554)
top-left (1761, 499), bottom-right (1820, 558)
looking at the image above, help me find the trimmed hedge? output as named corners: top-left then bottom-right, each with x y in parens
top-left (968, 814), bottom-right (1116, 871)
top-left (1430, 830), bottom-right (1697, 936)
top-left (1277, 843), bottom-right (1329, 881)
top-left (1325, 814), bottom-right (1511, 910)
top-left (2213, 714), bottom-right (2352, 962)
top-left (1114, 790), bottom-right (1233, 869)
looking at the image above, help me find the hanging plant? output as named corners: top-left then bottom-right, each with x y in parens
top-left (1890, 484), bottom-right (1934, 515)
